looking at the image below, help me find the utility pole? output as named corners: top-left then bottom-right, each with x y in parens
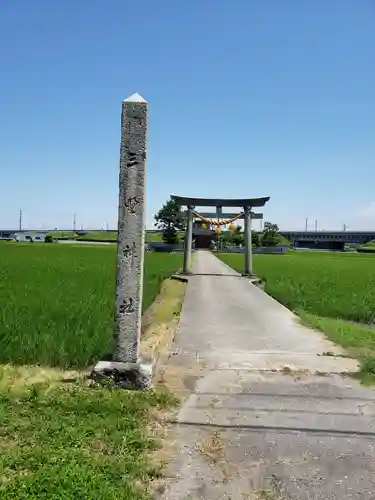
top-left (315, 219), bottom-right (318, 232)
top-left (343, 223), bottom-right (346, 232)
top-left (106, 222), bottom-right (109, 231)
top-left (305, 217), bottom-right (308, 232)
top-left (73, 213), bottom-right (76, 232)
top-left (19, 209), bottom-right (22, 231)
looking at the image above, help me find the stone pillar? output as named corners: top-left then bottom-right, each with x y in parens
top-left (92, 93), bottom-right (152, 389)
top-left (243, 205), bottom-right (253, 276)
top-left (182, 206), bottom-right (194, 274)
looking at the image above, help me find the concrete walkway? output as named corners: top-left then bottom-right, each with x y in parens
top-left (159, 251), bottom-right (375, 500)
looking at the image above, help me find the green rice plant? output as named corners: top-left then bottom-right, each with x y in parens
top-left (0, 244), bottom-right (182, 368)
top-left (220, 252), bottom-right (375, 325)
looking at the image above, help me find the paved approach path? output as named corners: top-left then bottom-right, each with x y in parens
top-left (159, 251), bottom-right (375, 500)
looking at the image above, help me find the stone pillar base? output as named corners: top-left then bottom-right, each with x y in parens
top-left (242, 274), bottom-right (262, 286)
top-left (171, 273), bottom-right (190, 282)
top-left (91, 360), bottom-right (153, 390)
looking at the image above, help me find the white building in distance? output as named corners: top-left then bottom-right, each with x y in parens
top-left (14, 232), bottom-right (48, 243)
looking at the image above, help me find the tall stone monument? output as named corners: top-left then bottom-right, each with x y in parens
top-left (92, 93), bottom-right (152, 389)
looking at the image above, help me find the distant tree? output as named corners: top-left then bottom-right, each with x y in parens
top-left (45, 235), bottom-right (53, 243)
top-left (162, 227), bottom-right (179, 245)
top-left (154, 197), bottom-right (186, 244)
top-left (231, 231), bottom-right (259, 247)
top-left (221, 231), bottom-right (232, 244)
top-left (264, 222), bottom-right (279, 233)
top-left (252, 231), bottom-right (260, 247)
top-left (229, 226), bottom-right (259, 248)
top-left (232, 233), bottom-right (243, 246)
top-left (261, 221), bottom-right (281, 247)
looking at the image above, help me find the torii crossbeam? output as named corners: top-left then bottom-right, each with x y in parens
top-left (171, 195), bottom-right (270, 276)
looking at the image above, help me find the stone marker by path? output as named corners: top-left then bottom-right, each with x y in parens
top-left (92, 93), bottom-right (152, 389)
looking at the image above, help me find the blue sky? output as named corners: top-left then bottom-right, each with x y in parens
top-left (1, 0), bottom-right (374, 231)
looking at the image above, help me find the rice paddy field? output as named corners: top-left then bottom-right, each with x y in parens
top-left (220, 251), bottom-right (375, 357)
top-left (0, 243), bottom-right (183, 368)
top-left (0, 242), bottom-right (182, 498)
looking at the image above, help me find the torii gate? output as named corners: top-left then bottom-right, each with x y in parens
top-left (171, 196), bottom-right (270, 276)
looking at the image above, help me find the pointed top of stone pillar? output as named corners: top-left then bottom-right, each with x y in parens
top-left (123, 93), bottom-right (147, 103)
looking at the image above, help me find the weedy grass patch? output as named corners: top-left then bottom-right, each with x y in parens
top-left (0, 366), bottom-right (177, 499)
top-left (220, 252), bottom-right (375, 377)
top-left (0, 244), bottom-right (182, 368)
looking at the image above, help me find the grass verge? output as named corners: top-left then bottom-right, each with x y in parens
top-left (141, 278), bottom-right (186, 364)
top-left (298, 311), bottom-right (375, 384)
top-left (0, 366), bottom-right (177, 499)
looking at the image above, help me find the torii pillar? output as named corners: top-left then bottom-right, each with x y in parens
top-left (243, 205), bottom-right (253, 276)
top-left (182, 205), bottom-right (194, 274)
